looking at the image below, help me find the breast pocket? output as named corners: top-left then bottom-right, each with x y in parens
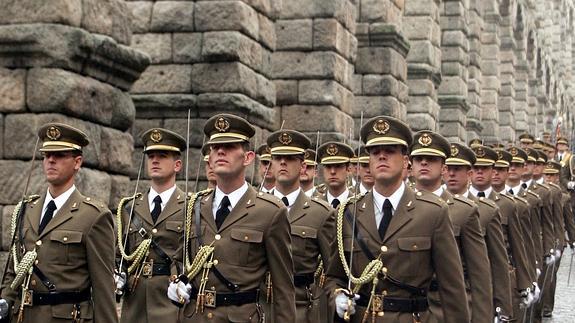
top-left (229, 228), bottom-right (264, 266)
top-left (165, 220), bottom-right (184, 250)
top-left (291, 226), bottom-right (317, 257)
top-left (397, 237), bottom-right (431, 277)
top-left (49, 230), bottom-right (84, 265)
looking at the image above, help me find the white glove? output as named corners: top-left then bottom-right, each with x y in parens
top-left (520, 289), bottom-right (534, 307)
top-left (335, 292), bottom-right (360, 318)
top-left (555, 249), bottom-right (561, 258)
top-left (114, 272), bottom-right (127, 291)
top-left (167, 281), bottom-right (192, 305)
top-left (568, 181), bottom-right (575, 190)
top-left (536, 267), bottom-right (541, 278)
top-left (532, 282), bottom-right (541, 301)
top-left (0, 299), bottom-right (8, 319)
top-left (544, 254), bottom-right (555, 265)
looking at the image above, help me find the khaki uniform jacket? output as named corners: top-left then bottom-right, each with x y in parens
top-left (1, 189), bottom-right (117, 323)
top-left (468, 194), bottom-right (511, 316)
top-left (325, 188), bottom-right (469, 323)
top-left (562, 192), bottom-right (575, 244)
top-left (428, 191), bottom-right (492, 323)
top-left (518, 188), bottom-right (544, 264)
top-left (528, 183), bottom-right (555, 256)
top-left (548, 183), bottom-right (566, 248)
top-left (182, 186), bottom-right (295, 323)
top-left (488, 191), bottom-right (531, 291)
top-left (288, 191), bottom-right (335, 322)
top-left (559, 152), bottom-right (573, 191)
top-left (119, 187), bottom-right (186, 323)
top-left (512, 193), bottom-right (538, 282)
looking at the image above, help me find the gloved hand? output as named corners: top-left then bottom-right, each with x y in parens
top-left (167, 281), bottom-right (192, 307)
top-left (335, 291), bottom-right (360, 318)
top-left (114, 271), bottom-right (127, 292)
top-left (0, 299), bottom-right (9, 320)
top-left (555, 249), bottom-right (562, 258)
top-left (520, 289), bottom-right (534, 307)
top-left (536, 266), bottom-right (541, 278)
top-left (568, 181), bottom-right (575, 190)
top-left (544, 254), bottom-right (555, 266)
top-left (532, 282), bottom-right (540, 301)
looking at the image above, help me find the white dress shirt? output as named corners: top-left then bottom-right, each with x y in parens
top-left (372, 182), bottom-right (405, 226)
top-left (274, 187), bottom-right (301, 212)
top-left (327, 189), bottom-right (350, 207)
top-left (148, 185), bottom-right (177, 213)
top-left (359, 183), bottom-right (370, 195)
top-left (41, 185), bottom-right (76, 223)
top-left (212, 182), bottom-right (249, 218)
top-left (468, 185), bottom-right (493, 198)
top-left (303, 187), bottom-right (315, 197)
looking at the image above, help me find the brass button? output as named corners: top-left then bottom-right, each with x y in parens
top-left (86, 197), bottom-right (91, 201)
top-left (31, 280), bottom-right (36, 287)
top-left (382, 267), bottom-right (388, 273)
top-left (213, 259), bottom-right (218, 265)
top-left (215, 234), bottom-right (221, 241)
top-left (63, 237), bottom-right (68, 242)
top-left (35, 240), bottom-right (42, 246)
top-left (207, 312), bottom-right (213, 319)
top-left (382, 290), bottom-right (388, 296)
top-left (302, 231), bottom-right (306, 236)
top-left (177, 226), bottom-right (181, 230)
top-left (244, 236), bottom-right (249, 240)
top-left (413, 244), bottom-right (418, 250)
top-left (380, 246), bottom-right (388, 253)
top-left (152, 228), bottom-right (158, 234)
top-left (35, 260), bottom-right (39, 265)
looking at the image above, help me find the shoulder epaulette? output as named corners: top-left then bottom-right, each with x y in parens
top-left (498, 193), bottom-right (514, 203)
top-left (527, 190), bottom-right (540, 199)
top-left (549, 182), bottom-right (561, 190)
top-left (256, 191), bottom-right (284, 208)
top-left (415, 191), bottom-right (446, 207)
top-left (514, 195), bottom-right (529, 205)
top-left (25, 194), bottom-right (41, 204)
top-left (477, 196), bottom-right (498, 209)
top-left (310, 196), bottom-right (331, 211)
top-left (452, 194), bottom-right (475, 208)
top-left (83, 196), bottom-right (107, 211)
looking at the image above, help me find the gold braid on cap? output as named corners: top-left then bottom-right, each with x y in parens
top-left (116, 193), bottom-right (153, 274)
top-left (9, 195), bottom-right (40, 290)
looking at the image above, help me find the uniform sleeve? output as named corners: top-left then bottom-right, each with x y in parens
top-left (551, 190), bottom-right (565, 247)
top-left (86, 209), bottom-right (119, 323)
top-left (318, 209), bottom-right (336, 272)
top-left (508, 204), bottom-right (531, 290)
top-left (563, 194), bottom-right (575, 243)
top-left (541, 193), bottom-right (555, 255)
top-left (484, 209), bottom-right (512, 316)
top-left (518, 206), bottom-right (537, 282)
top-left (0, 249), bottom-right (18, 303)
top-left (432, 204), bottom-right (470, 323)
top-left (461, 207), bottom-right (493, 323)
top-left (265, 207), bottom-right (295, 323)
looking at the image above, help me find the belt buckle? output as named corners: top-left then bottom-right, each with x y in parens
top-left (204, 290), bottom-right (216, 308)
top-left (23, 290), bottom-right (33, 306)
top-left (372, 294), bottom-right (383, 312)
top-left (142, 260), bottom-right (153, 277)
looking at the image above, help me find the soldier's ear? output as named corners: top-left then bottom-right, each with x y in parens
top-left (174, 159), bottom-right (182, 172)
top-left (73, 155), bottom-right (83, 171)
top-left (244, 150), bottom-right (255, 166)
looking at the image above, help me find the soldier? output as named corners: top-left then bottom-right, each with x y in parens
top-left (300, 149), bottom-right (319, 197)
top-left (325, 116), bottom-right (469, 323)
top-left (256, 144), bottom-right (275, 194)
top-left (357, 146), bottom-right (373, 194)
top-left (0, 123), bottom-right (117, 323)
top-left (469, 138), bottom-right (483, 148)
top-left (167, 113), bottom-right (295, 322)
top-left (468, 145), bottom-right (519, 318)
top-left (267, 130), bottom-right (335, 322)
top-left (410, 131), bottom-right (492, 323)
top-left (555, 136), bottom-right (570, 164)
top-left (316, 142), bottom-right (355, 208)
top-left (203, 144), bottom-right (217, 189)
top-left (444, 143), bottom-right (511, 320)
top-left (115, 128), bottom-right (187, 323)
top-left (519, 133), bottom-right (535, 150)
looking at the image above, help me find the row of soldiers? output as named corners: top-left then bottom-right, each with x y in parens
top-left (0, 114), bottom-right (574, 323)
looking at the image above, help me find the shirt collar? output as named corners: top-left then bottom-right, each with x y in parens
top-left (327, 189), bottom-right (349, 206)
top-left (373, 182), bottom-right (405, 213)
top-left (273, 187), bottom-right (301, 208)
top-left (43, 185), bottom-right (76, 214)
top-left (359, 183), bottom-right (370, 195)
top-left (469, 185), bottom-right (492, 198)
top-left (214, 182), bottom-right (249, 210)
top-left (148, 185), bottom-right (177, 210)
top-left (522, 179), bottom-right (533, 188)
top-left (462, 190), bottom-right (470, 198)
top-left (261, 186), bottom-right (275, 194)
top-left (431, 186), bottom-right (444, 197)
top-left (535, 177), bottom-right (544, 184)
top-left (303, 187), bottom-right (314, 197)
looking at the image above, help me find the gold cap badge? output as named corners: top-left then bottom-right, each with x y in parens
top-left (215, 117), bottom-right (230, 132)
top-left (150, 129), bottom-right (162, 143)
top-left (327, 144), bottom-right (339, 156)
top-left (450, 145), bottom-right (459, 157)
top-left (46, 126), bottom-right (61, 141)
top-left (373, 119), bottom-right (390, 135)
top-left (418, 133), bottom-right (432, 147)
top-left (279, 132), bottom-right (292, 145)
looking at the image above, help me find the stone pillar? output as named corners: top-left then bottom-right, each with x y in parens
top-left (466, 0), bottom-right (484, 139)
top-left (273, 0), bottom-right (356, 142)
top-left (497, 0), bottom-right (517, 143)
top-left (437, 0), bottom-right (470, 142)
top-left (479, 0), bottom-right (500, 143)
top-left (403, 0), bottom-right (442, 131)
top-left (0, 0), bottom-right (149, 253)
top-left (353, 0), bottom-right (409, 127)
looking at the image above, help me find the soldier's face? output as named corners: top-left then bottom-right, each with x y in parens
top-left (42, 151), bottom-right (82, 187)
top-left (557, 143), bottom-right (568, 152)
top-left (258, 160), bottom-right (275, 181)
top-left (544, 173), bottom-right (558, 184)
top-left (322, 163), bottom-right (349, 190)
top-left (524, 161), bottom-right (535, 177)
top-left (359, 163), bottom-right (374, 187)
top-left (533, 163), bottom-right (544, 176)
top-left (508, 162), bottom-right (525, 181)
top-left (300, 165), bottom-right (316, 183)
top-left (471, 165), bottom-right (493, 189)
top-left (204, 161), bottom-right (217, 183)
top-left (411, 155), bottom-right (445, 188)
top-left (146, 151), bottom-right (182, 183)
top-left (271, 155), bottom-right (305, 187)
top-left (368, 145), bottom-right (408, 186)
top-left (444, 165), bottom-right (471, 194)
top-left (491, 167), bottom-right (509, 186)
top-left (209, 143), bottom-right (255, 178)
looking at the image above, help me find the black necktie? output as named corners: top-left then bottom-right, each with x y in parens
top-left (508, 189), bottom-right (514, 195)
top-left (559, 155), bottom-right (562, 161)
top-left (331, 198), bottom-right (340, 209)
top-left (378, 199), bottom-right (393, 240)
top-left (215, 196), bottom-right (231, 229)
top-left (521, 183), bottom-right (527, 189)
top-left (39, 200), bottom-right (57, 234)
top-left (281, 197), bottom-right (289, 207)
top-left (151, 195), bottom-right (162, 223)
top-left (477, 191), bottom-right (485, 198)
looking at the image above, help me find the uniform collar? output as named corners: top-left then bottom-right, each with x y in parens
top-left (303, 187), bottom-right (314, 197)
top-left (522, 179), bottom-right (533, 188)
top-left (359, 183), bottom-right (370, 195)
top-left (469, 185), bottom-right (492, 198)
top-left (372, 182), bottom-right (405, 213)
top-left (43, 184), bottom-right (76, 216)
top-left (214, 181), bottom-right (249, 211)
top-left (327, 188), bottom-right (349, 206)
top-left (535, 177), bottom-right (544, 185)
top-left (273, 187), bottom-right (301, 209)
top-left (148, 185), bottom-right (176, 211)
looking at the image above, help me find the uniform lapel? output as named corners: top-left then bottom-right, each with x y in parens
top-left (356, 192), bottom-right (382, 244)
top-left (218, 187), bottom-right (256, 232)
top-left (134, 190), bottom-right (154, 226)
top-left (200, 190), bottom-right (217, 232)
top-left (155, 187), bottom-right (185, 224)
top-left (26, 193), bottom-right (47, 236)
top-left (289, 191), bottom-right (309, 223)
top-left (38, 189), bottom-right (82, 239)
top-left (383, 188), bottom-right (415, 243)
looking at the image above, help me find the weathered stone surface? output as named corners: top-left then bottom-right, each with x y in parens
top-left (0, 114), bottom-right (3, 159)
top-left (131, 33), bottom-right (172, 64)
top-left (276, 19), bottom-right (313, 50)
top-left (196, 93), bottom-right (279, 129)
top-left (202, 31), bottom-right (264, 72)
top-left (26, 68), bottom-right (135, 131)
top-left (271, 51), bottom-right (349, 85)
top-left (0, 0), bottom-right (82, 28)
top-left (132, 94), bottom-right (197, 119)
top-left (162, 118), bottom-right (207, 148)
top-left (109, 175), bottom-right (131, 209)
top-left (363, 75), bottom-right (401, 97)
top-left (82, 0), bottom-right (132, 45)
top-left (0, 24), bottom-right (150, 91)
top-left (99, 127), bottom-right (133, 175)
top-left (2, 205), bottom-right (11, 251)
top-left (281, 105), bottom-right (353, 133)
top-left (280, 0), bottom-right (356, 32)
top-left (191, 63), bottom-right (275, 107)
top-left (353, 96), bottom-right (403, 118)
top-left (298, 80), bottom-right (353, 113)
top-left (313, 19), bottom-right (356, 61)
top-left (274, 80), bottom-right (299, 105)
top-left (258, 13), bottom-right (276, 51)
top-left (195, 1), bottom-right (259, 40)
top-left (173, 33), bottom-right (204, 63)
top-left (0, 68), bottom-right (26, 113)
top-left (75, 167), bottom-right (113, 206)
top-left (132, 65), bottom-right (193, 94)
top-left (356, 47), bottom-right (407, 81)
top-left (151, 1), bottom-right (195, 32)
top-left (126, 1), bottom-right (153, 33)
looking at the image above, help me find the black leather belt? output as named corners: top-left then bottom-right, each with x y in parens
top-left (30, 288), bottom-right (91, 306)
top-left (152, 262), bottom-right (171, 276)
top-left (191, 288), bottom-right (259, 307)
top-left (294, 273), bottom-right (315, 287)
top-left (357, 295), bottom-right (428, 313)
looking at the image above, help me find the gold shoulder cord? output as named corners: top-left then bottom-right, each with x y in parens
top-left (116, 193), bottom-right (152, 274)
top-left (9, 195), bottom-right (40, 291)
top-left (336, 196), bottom-right (386, 320)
